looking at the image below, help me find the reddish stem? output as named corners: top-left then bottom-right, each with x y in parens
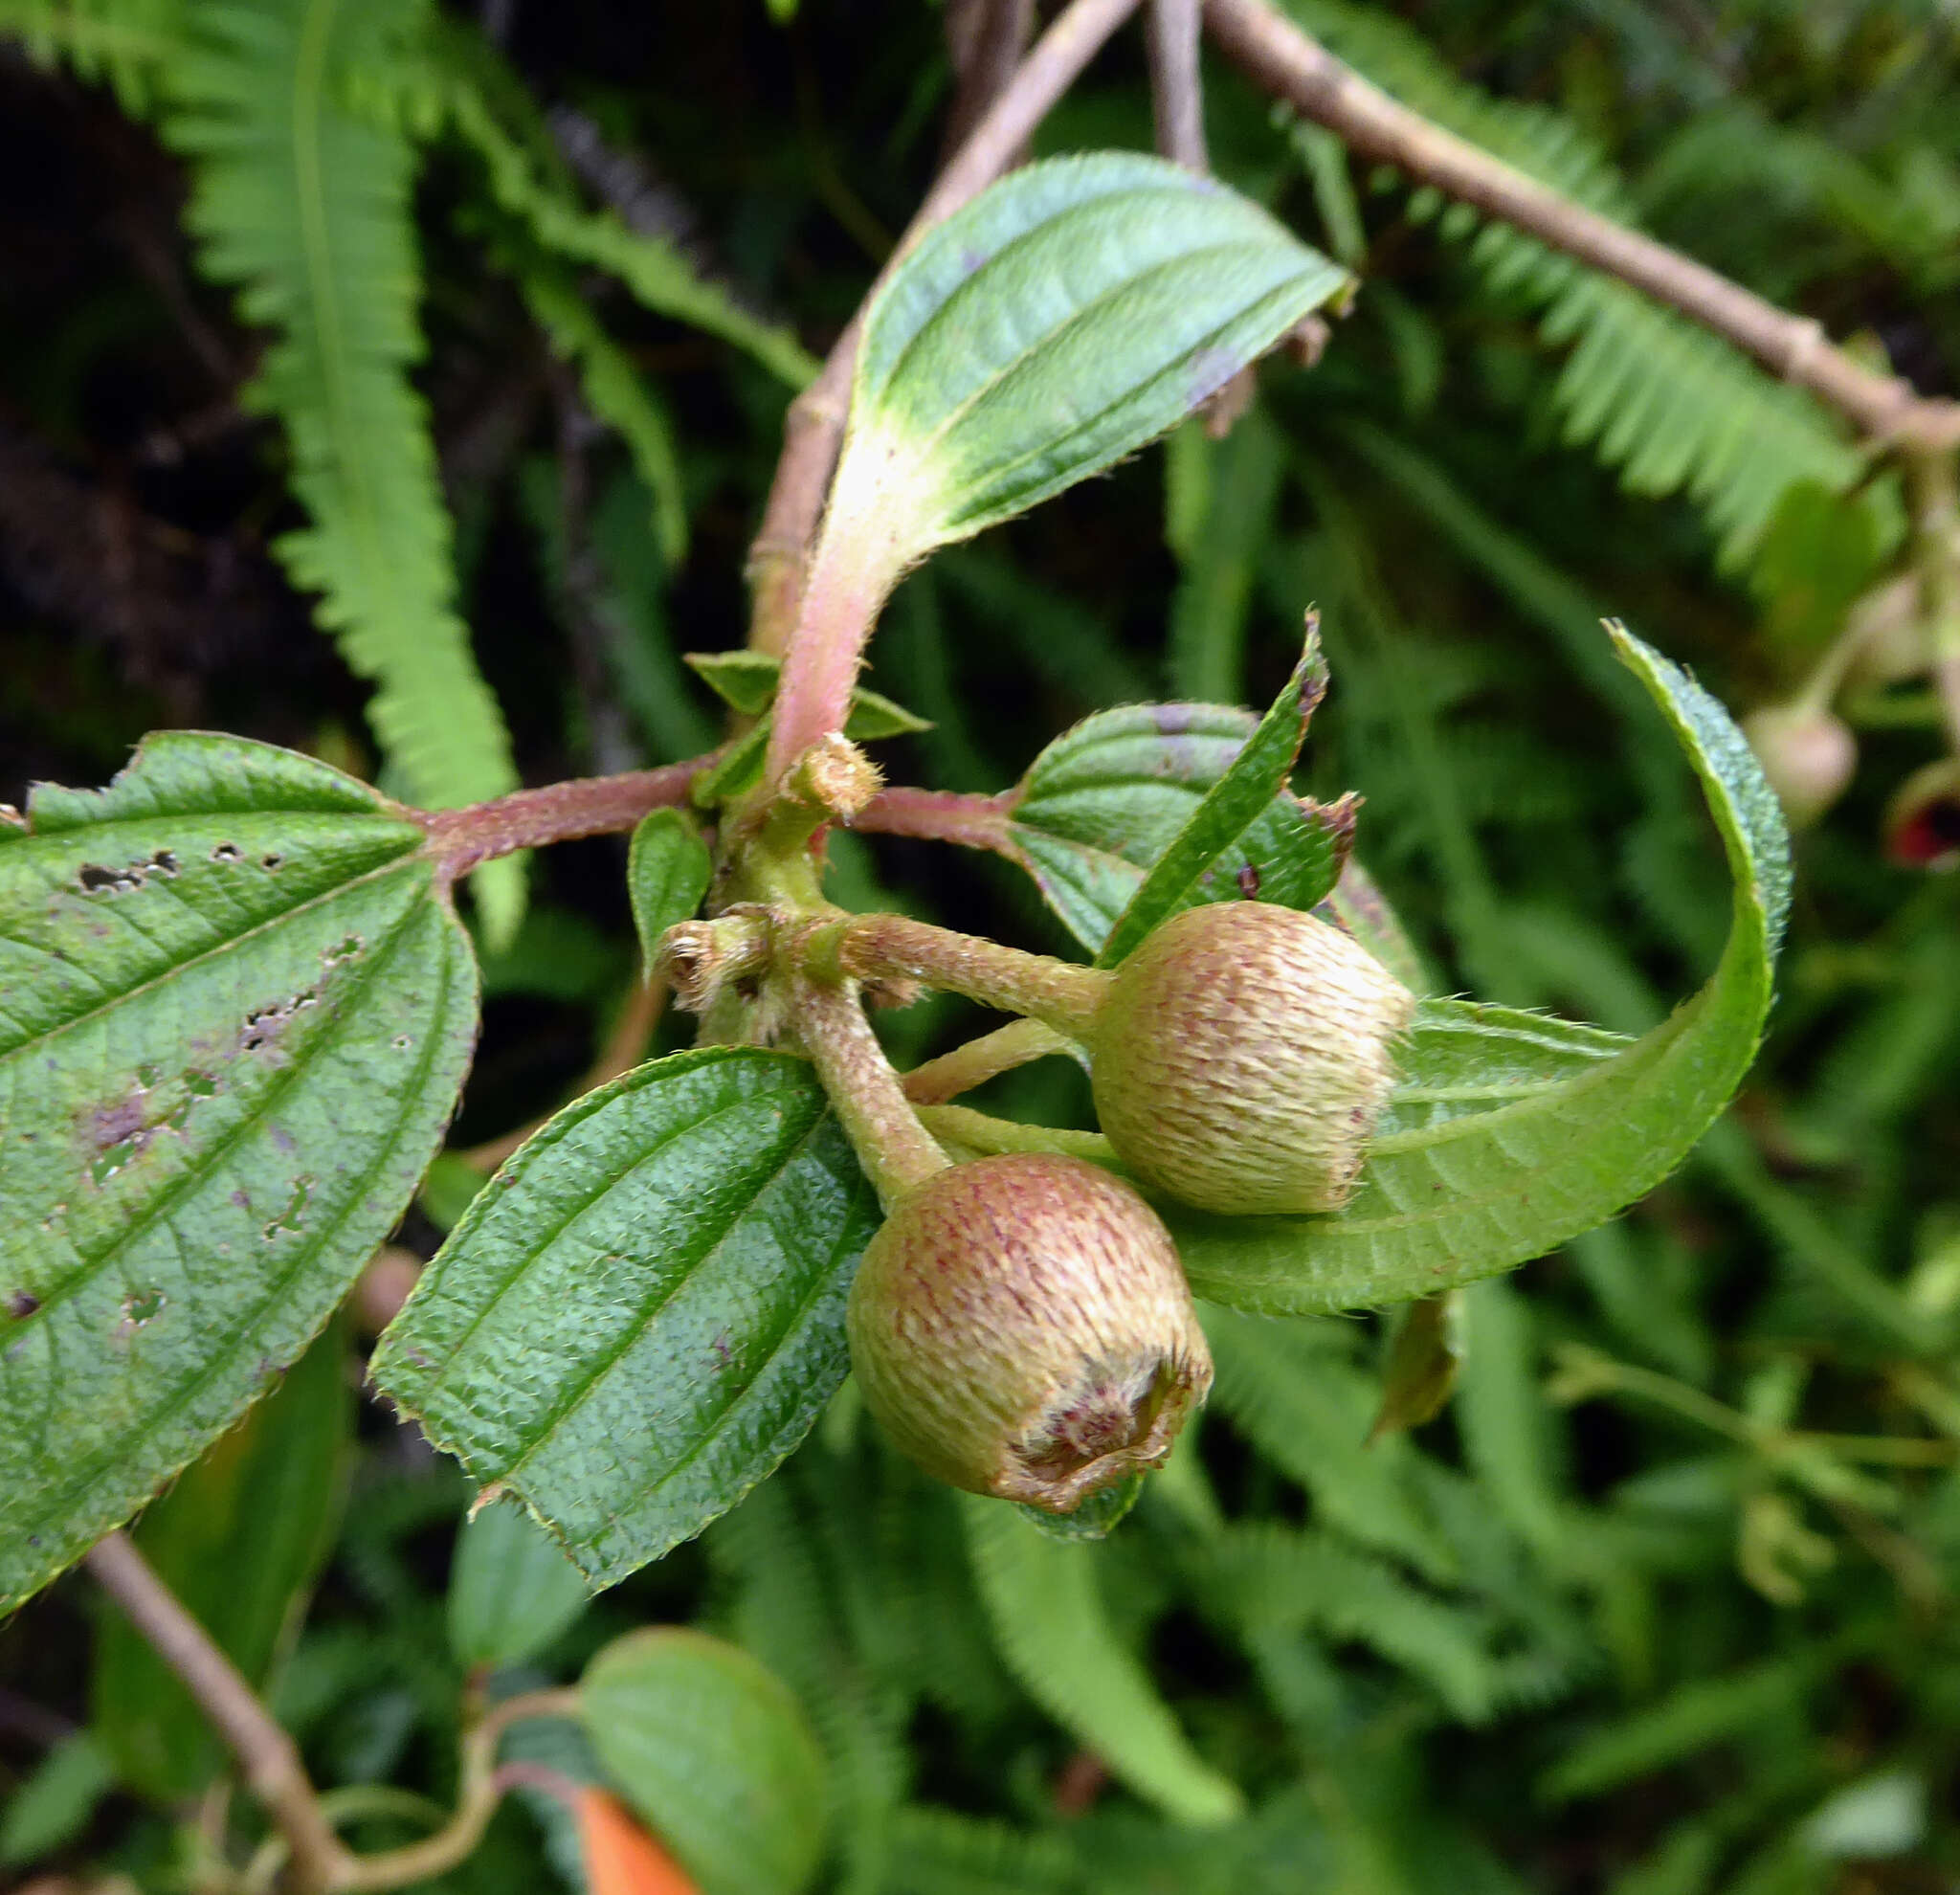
top-left (854, 786), bottom-right (1021, 854)
top-left (421, 757), bottom-right (710, 881)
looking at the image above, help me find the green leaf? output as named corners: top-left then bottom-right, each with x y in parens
top-left (1168, 623), bottom-right (1789, 1314)
top-left (625, 811), bottom-right (712, 970)
top-left (835, 152), bottom-right (1348, 556)
top-left (161, 0), bottom-right (523, 945)
top-left (581, 1626), bottom-right (830, 1895)
top-left (1007, 701), bottom-right (1350, 956)
top-left (1095, 623), bottom-right (1347, 967)
top-left (1013, 1469), bottom-right (1145, 1543)
top-left (371, 1048), bottom-right (880, 1588)
top-left (683, 652), bottom-right (933, 737)
top-left (0, 1732), bottom-right (116, 1870)
top-left (1370, 1292), bottom-right (1465, 1440)
top-left (962, 1496), bottom-right (1243, 1826)
top-left (0, 734), bottom-right (477, 1611)
top-left (447, 1495), bottom-right (591, 1670)
top-left (94, 1317), bottom-right (352, 1800)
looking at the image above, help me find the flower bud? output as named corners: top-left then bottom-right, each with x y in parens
top-left (1743, 703), bottom-right (1858, 827)
top-left (846, 1153), bottom-right (1211, 1511)
top-left (1883, 756), bottom-right (1960, 870)
top-left (1089, 903), bottom-right (1414, 1215)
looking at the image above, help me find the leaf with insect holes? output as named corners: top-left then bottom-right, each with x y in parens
top-left (371, 1048), bottom-right (879, 1588)
top-left (626, 811), bottom-right (712, 970)
top-left (0, 734), bottom-right (477, 1612)
top-left (1005, 701), bottom-right (1350, 956)
top-left (1094, 622), bottom-right (1350, 968)
top-left (833, 153), bottom-right (1348, 559)
top-left (1164, 625), bottom-right (1790, 1314)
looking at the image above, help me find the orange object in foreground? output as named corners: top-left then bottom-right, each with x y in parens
top-left (577, 1787), bottom-right (701, 1895)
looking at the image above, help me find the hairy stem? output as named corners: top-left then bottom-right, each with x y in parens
top-left (86, 1531), bottom-right (353, 1895)
top-left (854, 786), bottom-right (1020, 853)
top-left (746, 0), bottom-right (1144, 662)
top-left (1202, 0), bottom-right (1960, 452)
top-left (792, 976), bottom-right (949, 1208)
top-left (422, 757), bottom-right (712, 881)
top-left (902, 1016), bottom-right (1078, 1104)
top-left (916, 1103), bottom-right (1118, 1165)
top-left (803, 912), bottom-right (1110, 1038)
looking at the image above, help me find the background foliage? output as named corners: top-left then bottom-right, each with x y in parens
top-left (3, 2), bottom-right (1960, 1892)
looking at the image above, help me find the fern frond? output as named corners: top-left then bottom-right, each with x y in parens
top-left (0, 0), bottom-right (184, 114)
top-left (161, 0), bottom-right (523, 937)
top-left (961, 1496), bottom-right (1244, 1827)
top-left (1281, 0), bottom-right (1869, 567)
top-left (708, 1473), bottom-right (912, 1882)
top-left (410, 19), bottom-right (818, 390)
top-left (513, 256), bottom-right (689, 568)
top-left (881, 1806), bottom-right (1082, 1895)
top-left (1201, 1524), bottom-right (1501, 1723)
top-left (1202, 1307), bottom-right (1459, 1584)
top-left (1538, 1655), bottom-right (1821, 1804)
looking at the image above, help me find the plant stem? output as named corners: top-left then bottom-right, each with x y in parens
top-left (746, 0), bottom-right (1144, 662)
top-left (854, 786), bottom-right (1021, 854)
top-left (1147, 0), bottom-right (1205, 167)
top-left (916, 1103), bottom-right (1118, 1165)
top-left (792, 977), bottom-right (949, 1208)
top-left (1202, 0), bottom-right (1960, 453)
top-left (902, 1016), bottom-right (1078, 1104)
top-left (803, 913), bottom-right (1110, 1038)
top-left (942, 0), bottom-right (1036, 156)
top-left (238, 1688), bottom-right (582, 1895)
top-left (421, 757), bottom-right (712, 881)
top-left (85, 1530), bottom-right (353, 1895)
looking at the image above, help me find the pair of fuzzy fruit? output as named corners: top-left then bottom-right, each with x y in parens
top-left (846, 901), bottom-right (1414, 1513)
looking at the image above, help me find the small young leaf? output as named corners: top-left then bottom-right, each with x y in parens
top-left (1370, 1292), bottom-right (1465, 1440)
top-left (581, 1627), bottom-right (829, 1895)
top-left (0, 734), bottom-right (477, 1611)
top-left (626, 811), bottom-right (712, 970)
top-left (1006, 702), bottom-right (1350, 955)
top-left (94, 1318), bottom-right (353, 1801)
top-left (0, 1732), bottom-right (116, 1870)
top-left (682, 652), bottom-right (932, 737)
top-left (1166, 624), bottom-right (1790, 1315)
top-left (371, 1048), bottom-right (880, 1587)
top-left (1095, 622), bottom-right (1344, 967)
top-left (1013, 1469), bottom-right (1145, 1543)
top-left (448, 1495), bottom-right (592, 1670)
top-left (837, 153), bottom-right (1349, 556)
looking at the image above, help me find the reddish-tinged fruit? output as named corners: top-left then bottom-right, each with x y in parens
top-left (846, 1153), bottom-right (1211, 1511)
top-left (1090, 903), bottom-right (1414, 1215)
top-left (1743, 703), bottom-right (1858, 827)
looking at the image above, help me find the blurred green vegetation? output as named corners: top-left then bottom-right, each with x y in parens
top-left (3, 2), bottom-right (1960, 1891)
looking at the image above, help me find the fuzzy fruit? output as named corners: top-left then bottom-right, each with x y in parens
top-left (1089, 903), bottom-right (1414, 1215)
top-left (846, 1152), bottom-right (1211, 1511)
top-left (1743, 703), bottom-right (1858, 827)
